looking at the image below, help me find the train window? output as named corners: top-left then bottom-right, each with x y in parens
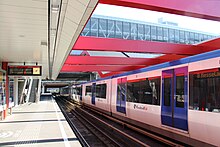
top-left (95, 84), bottom-right (101, 97)
top-left (76, 86), bottom-right (82, 96)
top-left (127, 77), bottom-right (160, 105)
top-left (95, 84), bottom-right (107, 99)
top-left (100, 84), bottom-right (107, 98)
top-left (164, 78), bottom-right (171, 106)
top-left (190, 69), bottom-right (220, 113)
top-left (85, 86), bottom-right (92, 96)
top-left (176, 76), bottom-right (184, 108)
top-left (127, 81), bottom-right (139, 102)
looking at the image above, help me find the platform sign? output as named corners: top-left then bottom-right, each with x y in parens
top-left (8, 66), bottom-right (42, 76)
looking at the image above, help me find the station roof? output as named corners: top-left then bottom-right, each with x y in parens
top-left (60, 0), bottom-right (220, 79)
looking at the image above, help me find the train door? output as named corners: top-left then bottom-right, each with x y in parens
top-left (161, 66), bottom-right (188, 131)
top-left (91, 83), bottom-right (96, 105)
top-left (116, 78), bottom-right (127, 114)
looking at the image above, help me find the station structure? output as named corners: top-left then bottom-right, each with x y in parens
top-left (0, 0), bottom-right (220, 146)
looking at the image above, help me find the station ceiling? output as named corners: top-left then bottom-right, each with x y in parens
top-left (0, 0), bottom-right (98, 79)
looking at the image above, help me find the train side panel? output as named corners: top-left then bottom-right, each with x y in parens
top-left (126, 70), bottom-right (162, 128)
top-left (188, 57), bottom-right (220, 146)
top-left (93, 80), bottom-right (111, 112)
top-left (82, 83), bottom-right (92, 106)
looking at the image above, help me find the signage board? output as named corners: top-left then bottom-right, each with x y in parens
top-left (8, 66), bottom-right (42, 76)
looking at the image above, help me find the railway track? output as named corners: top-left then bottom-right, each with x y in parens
top-left (56, 97), bottom-right (185, 147)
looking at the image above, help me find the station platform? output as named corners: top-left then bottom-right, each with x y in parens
top-left (0, 97), bottom-right (81, 147)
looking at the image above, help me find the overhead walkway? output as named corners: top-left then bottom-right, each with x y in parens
top-left (0, 96), bottom-right (81, 147)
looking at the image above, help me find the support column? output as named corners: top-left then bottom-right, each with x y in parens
top-left (42, 85), bottom-right (45, 94)
top-left (14, 78), bottom-right (19, 106)
top-left (36, 78), bottom-right (41, 103)
top-left (2, 62), bottom-right (9, 119)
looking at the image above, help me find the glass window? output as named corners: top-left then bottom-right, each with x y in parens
top-left (95, 84), bottom-right (106, 99)
top-left (184, 31), bottom-right (190, 44)
top-left (138, 24), bottom-right (144, 40)
top-left (151, 26), bottom-right (157, 41)
top-left (131, 23), bottom-right (137, 40)
top-left (164, 77), bottom-right (171, 106)
top-left (95, 84), bottom-right (101, 97)
top-left (123, 22), bottom-right (130, 39)
top-left (85, 86), bottom-right (92, 96)
top-left (179, 31), bottom-right (185, 43)
top-left (199, 34), bottom-right (204, 42)
top-left (189, 32), bottom-right (195, 44)
top-left (127, 77), bottom-right (160, 105)
top-left (76, 86), bottom-right (82, 96)
top-left (174, 30), bottom-right (180, 43)
top-left (176, 76), bottom-right (184, 108)
top-left (168, 29), bottom-right (175, 43)
top-left (157, 27), bottom-right (163, 41)
top-left (203, 35), bottom-right (208, 41)
top-left (127, 80), bottom-right (140, 102)
top-left (81, 19), bottom-right (91, 36)
top-left (117, 78), bottom-right (126, 101)
top-left (107, 20), bottom-right (115, 38)
top-left (100, 84), bottom-right (107, 98)
top-left (189, 69), bottom-right (220, 113)
top-left (9, 79), bottom-right (14, 103)
top-left (144, 25), bottom-right (150, 40)
top-left (163, 28), bottom-right (168, 42)
top-left (194, 33), bottom-right (199, 43)
top-left (90, 18), bottom-right (98, 37)
top-left (98, 19), bottom-right (107, 38)
top-left (115, 21), bottom-right (122, 39)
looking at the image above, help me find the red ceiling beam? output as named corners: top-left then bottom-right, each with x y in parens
top-left (99, 0), bottom-right (220, 21)
top-left (198, 37), bottom-right (220, 49)
top-left (73, 36), bottom-right (214, 55)
top-left (65, 56), bottom-right (164, 65)
top-left (61, 65), bottom-right (146, 72)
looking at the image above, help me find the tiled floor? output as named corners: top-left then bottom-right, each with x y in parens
top-left (0, 98), bottom-right (81, 147)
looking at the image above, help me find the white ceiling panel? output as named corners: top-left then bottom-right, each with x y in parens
top-left (52, 0), bottom-right (98, 79)
top-left (0, 0), bottom-right (48, 78)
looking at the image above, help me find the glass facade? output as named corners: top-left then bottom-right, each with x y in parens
top-left (81, 16), bottom-right (216, 45)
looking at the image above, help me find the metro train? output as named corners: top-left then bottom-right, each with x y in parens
top-left (61, 49), bottom-right (220, 146)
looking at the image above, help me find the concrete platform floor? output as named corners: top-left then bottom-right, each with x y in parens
top-left (0, 98), bottom-right (81, 147)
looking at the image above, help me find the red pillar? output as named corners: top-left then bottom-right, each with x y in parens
top-left (2, 62), bottom-right (9, 119)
